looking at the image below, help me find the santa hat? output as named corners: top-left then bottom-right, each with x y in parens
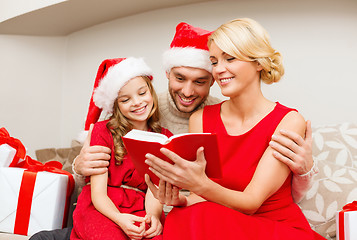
top-left (83, 57), bottom-right (153, 132)
top-left (162, 22), bottom-right (212, 73)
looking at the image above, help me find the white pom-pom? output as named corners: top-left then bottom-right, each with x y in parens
top-left (76, 131), bottom-right (88, 144)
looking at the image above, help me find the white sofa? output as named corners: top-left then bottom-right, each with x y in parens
top-left (2, 122), bottom-right (357, 240)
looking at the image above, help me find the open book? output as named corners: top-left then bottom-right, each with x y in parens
top-left (122, 129), bottom-right (222, 185)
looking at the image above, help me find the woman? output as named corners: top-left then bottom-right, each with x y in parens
top-left (145, 18), bottom-right (324, 239)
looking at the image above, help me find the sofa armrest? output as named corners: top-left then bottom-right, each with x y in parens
top-left (0, 232), bottom-right (29, 240)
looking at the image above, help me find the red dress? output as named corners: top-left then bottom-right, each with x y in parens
top-left (71, 120), bottom-right (172, 240)
top-left (163, 102), bottom-right (321, 240)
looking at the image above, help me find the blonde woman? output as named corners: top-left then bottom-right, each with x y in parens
top-left (146, 19), bottom-right (324, 240)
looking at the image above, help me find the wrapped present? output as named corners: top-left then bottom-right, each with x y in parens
top-left (0, 127), bottom-right (26, 167)
top-left (0, 144), bottom-right (16, 167)
top-left (0, 156), bottom-right (74, 236)
top-left (336, 201), bottom-right (357, 240)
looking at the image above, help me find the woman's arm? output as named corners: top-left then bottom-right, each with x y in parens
top-left (269, 120), bottom-right (318, 203)
top-left (146, 110), bottom-right (306, 214)
top-left (90, 173), bottom-right (145, 239)
top-left (190, 110), bottom-right (306, 214)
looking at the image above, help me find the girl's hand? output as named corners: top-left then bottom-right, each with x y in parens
top-left (116, 213), bottom-right (145, 240)
top-left (145, 175), bottom-right (187, 207)
top-left (145, 147), bottom-right (209, 194)
top-left (143, 214), bottom-right (163, 238)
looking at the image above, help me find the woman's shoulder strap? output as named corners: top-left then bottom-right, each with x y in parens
top-left (202, 103), bottom-right (222, 133)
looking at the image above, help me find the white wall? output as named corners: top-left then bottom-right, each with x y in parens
top-left (0, 0), bottom-right (65, 22)
top-left (1, 0), bottom-right (356, 156)
top-left (0, 35), bottom-right (66, 156)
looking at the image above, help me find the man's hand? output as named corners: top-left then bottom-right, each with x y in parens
top-left (269, 120), bottom-right (313, 175)
top-left (74, 124), bottom-right (111, 177)
top-left (145, 175), bottom-right (187, 207)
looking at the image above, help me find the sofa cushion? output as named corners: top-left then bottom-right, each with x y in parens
top-left (35, 140), bottom-right (82, 174)
top-left (298, 122), bottom-right (357, 239)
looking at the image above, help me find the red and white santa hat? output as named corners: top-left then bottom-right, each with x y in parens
top-left (83, 57), bottom-right (153, 132)
top-left (162, 22), bottom-right (213, 73)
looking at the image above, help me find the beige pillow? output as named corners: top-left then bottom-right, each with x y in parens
top-left (35, 140), bottom-right (82, 174)
top-left (298, 123), bottom-right (357, 239)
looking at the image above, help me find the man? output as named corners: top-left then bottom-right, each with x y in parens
top-left (30, 22), bottom-right (317, 240)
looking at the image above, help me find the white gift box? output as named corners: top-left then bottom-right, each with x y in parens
top-left (0, 167), bottom-right (69, 236)
top-left (0, 144), bottom-right (16, 167)
top-left (336, 210), bottom-right (357, 240)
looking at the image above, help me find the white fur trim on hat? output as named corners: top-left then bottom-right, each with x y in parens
top-left (93, 57), bottom-right (153, 114)
top-left (76, 130), bottom-right (88, 144)
top-left (162, 47), bottom-right (212, 73)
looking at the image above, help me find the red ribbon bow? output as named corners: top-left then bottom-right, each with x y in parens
top-left (339, 201), bottom-right (357, 240)
top-left (13, 156), bottom-right (75, 235)
top-left (342, 201), bottom-right (357, 211)
top-left (16, 156), bottom-right (65, 174)
top-left (0, 127), bottom-right (26, 167)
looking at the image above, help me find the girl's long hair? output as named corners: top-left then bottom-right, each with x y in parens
top-left (106, 76), bottom-right (161, 165)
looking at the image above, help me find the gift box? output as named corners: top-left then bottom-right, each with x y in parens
top-left (0, 127), bottom-right (26, 167)
top-left (336, 201), bottom-right (357, 240)
top-left (0, 158), bottom-right (74, 236)
top-left (0, 144), bottom-right (16, 167)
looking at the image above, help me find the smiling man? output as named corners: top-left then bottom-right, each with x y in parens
top-left (167, 67), bottom-right (213, 113)
top-left (158, 22), bottom-right (220, 134)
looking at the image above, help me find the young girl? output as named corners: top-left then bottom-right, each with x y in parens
top-left (71, 57), bottom-right (171, 240)
top-left (145, 19), bottom-right (324, 239)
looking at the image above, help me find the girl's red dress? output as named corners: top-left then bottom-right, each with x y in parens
top-left (71, 120), bottom-right (172, 240)
top-left (163, 102), bottom-right (324, 240)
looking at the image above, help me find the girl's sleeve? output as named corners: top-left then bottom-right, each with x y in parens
top-left (90, 122), bottom-right (111, 148)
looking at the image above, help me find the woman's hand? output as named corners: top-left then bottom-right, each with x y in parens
top-left (145, 175), bottom-right (187, 207)
top-left (116, 213), bottom-right (145, 240)
top-left (145, 147), bottom-right (210, 193)
top-left (143, 214), bottom-right (163, 238)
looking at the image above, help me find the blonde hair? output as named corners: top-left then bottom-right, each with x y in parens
top-left (107, 76), bottom-right (161, 165)
top-left (208, 18), bottom-right (284, 84)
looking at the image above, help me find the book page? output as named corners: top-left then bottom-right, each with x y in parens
top-left (123, 129), bottom-right (169, 144)
top-left (168, 132), bottom-right (212, 140)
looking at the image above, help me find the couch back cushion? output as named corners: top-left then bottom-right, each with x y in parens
top-left (298, 122), bottom-right (357, 239)
top-left (35, 140), bottom-right (82, 174)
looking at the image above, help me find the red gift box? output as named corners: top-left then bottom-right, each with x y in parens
top-left (0, 156), bottom-right (74, 236)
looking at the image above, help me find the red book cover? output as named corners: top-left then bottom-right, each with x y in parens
top-left (122, 129), bottom-right (222, 186)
